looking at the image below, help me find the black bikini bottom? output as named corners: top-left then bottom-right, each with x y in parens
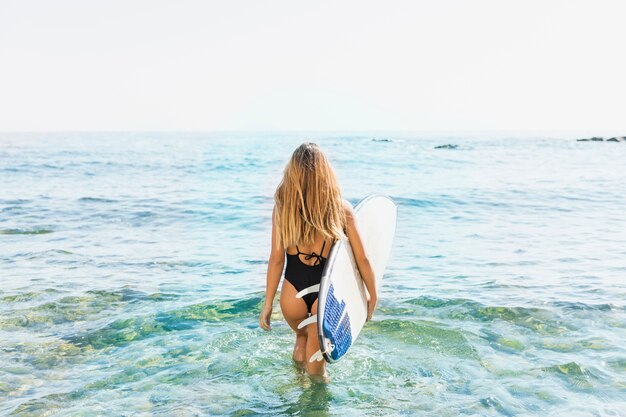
top-left (284, 275), bottom-right (320, 314)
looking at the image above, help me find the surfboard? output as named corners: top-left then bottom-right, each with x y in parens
top-left (305, 194), bottom-right (397, 363)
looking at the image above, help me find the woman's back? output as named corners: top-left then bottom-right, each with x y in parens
top-left (259, 142), bottom-right (377, 379)
top-left (284, 235), bottom-right (333, 315)
top-left (285, 236), bottom-right (331, 266)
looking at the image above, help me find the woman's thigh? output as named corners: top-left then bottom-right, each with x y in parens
top-left (280, 279), bottom-right (309, 336)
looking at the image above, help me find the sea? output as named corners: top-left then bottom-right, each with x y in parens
top-left (1, 132), bottom-right (625, 416)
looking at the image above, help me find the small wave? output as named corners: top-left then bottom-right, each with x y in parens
top-left (541, 337), bottom-right (611, 353)
top-left (0, 198), bottom-right (31, 204)
top-left (479, 329), bottom-right (525, 352)
top-left (393, 197), bottom-right (440, 208)
top-left (477, 396), bottom-right (513, 416)
top-left (404, 296), bottom-right (474, 308)
top-left (149, 260), bottom-right (210, 268)
top-left (63, 294), bottom-right (264, 349)
top-left (85, 288), bottom-right (179, 302)
top-left (0, 228), bottom-right (54, 235)
top-left (400, 296), bottom-right (572, 335)
top-left (607, 359), bottom-right (626, 372)
top-left (1, 292), bottom-right (39, 302)
top-left (132, 210), bottom-right (155, 218)
top-left (550, 301), bottom-right (613, 311)
top-left (0, 288), bottom-right (180, 329)
top-left (77, 197), bottom-right (119, 203)
top-left (541, 361), bottom-right (598, 390)
top-left (367, 319), bottom-right (478, 359)
top-left (451, 305), bottom-right (571, 335)
top-left (13, 249), bottom-right (74, 260)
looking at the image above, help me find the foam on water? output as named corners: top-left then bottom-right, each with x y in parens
top-left (1, 132), bottom-right (625, 415)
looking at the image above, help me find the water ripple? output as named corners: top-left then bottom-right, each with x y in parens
top-left (1, 133), bottom-right (625, 415)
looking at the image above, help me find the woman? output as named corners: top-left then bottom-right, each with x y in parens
top-left (259, 142), bottom-right (377, 377)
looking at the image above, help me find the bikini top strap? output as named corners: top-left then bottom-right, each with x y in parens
top-left (295, 240), bottom-right (326, 257)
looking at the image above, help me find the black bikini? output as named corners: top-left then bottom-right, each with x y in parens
top-left (284, 240), bottom-right (327, 314)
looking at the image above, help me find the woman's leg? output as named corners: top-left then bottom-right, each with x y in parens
top-left (305, 299), bottom-right (327, 377)
top-left (293, 333), bottom-right (307, 366)
top-left (279, 279), bottom-right (309, 366)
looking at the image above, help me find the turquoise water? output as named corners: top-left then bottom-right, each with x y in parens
top-left (1, 132), bottom-right (625, 416)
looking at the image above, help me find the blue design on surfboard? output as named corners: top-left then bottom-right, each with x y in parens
top-left (322, 284), bottom-right (353, 360)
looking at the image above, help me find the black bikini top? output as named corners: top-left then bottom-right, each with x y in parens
top-left (290, 240), bottom-right (327, 267)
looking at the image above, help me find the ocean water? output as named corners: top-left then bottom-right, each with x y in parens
top-left (1, 132), bottom-right (625, 416)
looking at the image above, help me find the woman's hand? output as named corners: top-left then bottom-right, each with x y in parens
top-left (259, 304), bottom-right (273, 330)
top-left (366, 293), bottom-right (377, 321)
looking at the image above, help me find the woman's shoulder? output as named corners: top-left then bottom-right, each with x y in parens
top-left (341, 199), bottom-right (355, 219)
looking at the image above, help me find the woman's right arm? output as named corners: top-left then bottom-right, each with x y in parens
top-left (259, 205), bottom-right (285, 330)
top-left (343, 200), bottom-right (378, 320)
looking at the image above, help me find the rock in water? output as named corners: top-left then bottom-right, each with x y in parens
top-left (576, 136), bottom-right (625, 142)
top-left (434, 144), bottom-right (459, 149)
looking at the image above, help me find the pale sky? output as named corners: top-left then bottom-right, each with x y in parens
top-left (0, 0), bottom-right (625, 133)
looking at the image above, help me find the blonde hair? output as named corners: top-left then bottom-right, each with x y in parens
top-left (273, 142), bottom-right (347, 248)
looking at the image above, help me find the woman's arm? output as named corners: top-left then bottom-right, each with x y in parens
top-left (343, 200), bottom-right (378, 320)
top-left (259, 205), bottom-right (285, 330)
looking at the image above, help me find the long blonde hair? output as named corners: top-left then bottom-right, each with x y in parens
top-left (273, 142), bottom-right (347, 248)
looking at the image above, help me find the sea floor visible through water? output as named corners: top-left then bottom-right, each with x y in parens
top-left (1, 132), bottom-right (625, 416)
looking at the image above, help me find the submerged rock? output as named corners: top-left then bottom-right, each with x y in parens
top-left (434, 144), bottom-right (458, 149)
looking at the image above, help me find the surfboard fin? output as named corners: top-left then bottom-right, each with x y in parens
top-left (297, 314), bottom-right (317, 329)
top-left (308, 344), bottom-right (336, 362)
top-left (309, 350), bottom-right (324, 362)
top-left (295, 284), bottom-right (320, 299)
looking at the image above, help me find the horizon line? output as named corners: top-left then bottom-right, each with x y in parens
top-left (1, 128), bottom-right (624, 136)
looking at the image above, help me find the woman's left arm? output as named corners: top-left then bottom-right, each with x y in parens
top-left (259, 206), bottom-right (285, 330)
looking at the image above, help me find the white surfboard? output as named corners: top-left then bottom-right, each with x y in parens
top-left (310, 194), bottom-right (397, 363)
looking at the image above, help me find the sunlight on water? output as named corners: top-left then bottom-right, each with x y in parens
top-left (1, 132), bottom-right (625, 415)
